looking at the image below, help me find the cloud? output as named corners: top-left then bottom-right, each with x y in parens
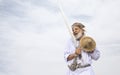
top-left (0, 0), bottom-right (64, 33)
top-left (0, 0), bottom-right (26, 17)
top-left (59, 0), bottom-right (102, 18)
top-left (87, 0), bottom-right (120, 44)
top-left (0, 0), bottom-right (120, 75)
top-left (0, 0), bottom-right (65, 75)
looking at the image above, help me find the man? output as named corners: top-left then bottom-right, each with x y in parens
top-left (64, 22), bottom-right (100, 75)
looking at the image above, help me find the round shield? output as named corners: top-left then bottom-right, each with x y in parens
top-left (80, 36), bottom-right (96, 52)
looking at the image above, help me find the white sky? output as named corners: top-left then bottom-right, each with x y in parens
top-left (0, 0), bottom-right (120, 75)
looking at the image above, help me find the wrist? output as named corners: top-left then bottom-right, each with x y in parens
top-left (75, 51), bottom-right (81, 55)
top-left (74, 53), bottom-right (78, 57)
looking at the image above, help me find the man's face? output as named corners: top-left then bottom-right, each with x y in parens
top-left (72, 26), bottom-right (82, 36)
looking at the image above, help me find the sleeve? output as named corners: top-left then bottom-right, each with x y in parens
top-left (89, 48), bottom-right (100, 60)
top-left (64, 39), bottom-right (73, 62)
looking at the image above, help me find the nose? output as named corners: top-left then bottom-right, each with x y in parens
top-left (73, 30), bottom-right (78, 33)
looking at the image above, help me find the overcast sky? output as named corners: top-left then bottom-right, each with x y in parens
top-left (0, 0), bottom-right (120, 75)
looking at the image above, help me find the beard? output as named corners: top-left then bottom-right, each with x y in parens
top-left (74, 32), bottom-right (83, 40)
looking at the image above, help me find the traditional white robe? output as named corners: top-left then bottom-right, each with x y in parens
top-left (64, 38), bottom-right (100, 75)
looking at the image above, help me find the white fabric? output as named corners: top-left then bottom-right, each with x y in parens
top-left (64, 38), bottom-right (100, 75)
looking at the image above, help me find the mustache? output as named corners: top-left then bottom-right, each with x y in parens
top-left (74, 32), bottom-right (83, 40)
top-left (73, 32), bottom-right (78, 35)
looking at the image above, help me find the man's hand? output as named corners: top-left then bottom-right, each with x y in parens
top-left (75, 48), bottom-right (81, 55)
top-left (67, 48), bottom-right (82, 61)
